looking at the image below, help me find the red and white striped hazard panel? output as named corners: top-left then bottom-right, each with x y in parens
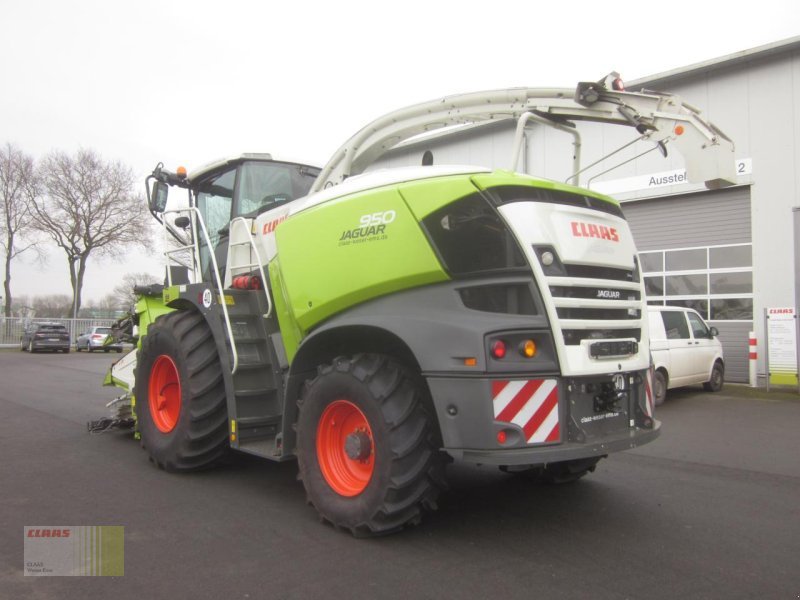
top-left (492, 379), bottom-right (560, 444)
top-left (644, 368), bottom-right (655, 418)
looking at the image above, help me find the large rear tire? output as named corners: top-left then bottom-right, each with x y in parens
top-left (296, 354), bottom-right (446, 536)
top-left (135, 310), bottom-right (228, 472)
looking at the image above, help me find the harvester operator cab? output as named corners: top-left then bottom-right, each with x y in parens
top-left (147, 155), bottom-right (320, 285)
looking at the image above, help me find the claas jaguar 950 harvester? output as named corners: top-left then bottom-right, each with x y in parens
top-left (102, 73), bottom-right (735, 535)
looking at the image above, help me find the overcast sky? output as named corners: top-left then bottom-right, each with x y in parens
top-left (2, 0), bottom-right (798, 304)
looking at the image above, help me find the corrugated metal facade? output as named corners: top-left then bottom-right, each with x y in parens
top-left (623, 187), bottom-right (753, 382)
top-left (621, 187), bottom-right (752, 250)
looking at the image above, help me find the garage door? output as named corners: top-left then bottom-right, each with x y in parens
top-left (622, 186), bottom-right (752, 383)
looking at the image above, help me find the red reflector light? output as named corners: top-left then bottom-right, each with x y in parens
top-left (490, 340), bottom-right (507, 359)
top-left (232, 275), bottom-right (262, 290)
top-left (497, 430), bottom-right (507, 444)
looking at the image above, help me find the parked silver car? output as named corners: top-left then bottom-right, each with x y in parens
top-left (75, 326), bottom-right (123, 353)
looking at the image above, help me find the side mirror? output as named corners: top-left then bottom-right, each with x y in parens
top-left (149, 181), bottom-right (169, 213)
top-left (709, 326), bottom-right (719, 337)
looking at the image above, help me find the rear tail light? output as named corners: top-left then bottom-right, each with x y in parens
top-left (490, 340), bottom-right (507, 359)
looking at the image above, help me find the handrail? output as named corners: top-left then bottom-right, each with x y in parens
top-left (511, 112), bottom-right (582, 184)
top-left (162, 207), bottom-right (240, 375)
top-left (228, 217), bottom-right (273, 318)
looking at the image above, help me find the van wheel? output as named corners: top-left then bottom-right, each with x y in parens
top-left (654, 370), bottom-right (667, 406)
top-left (703, 362), bottom-right (724, 392)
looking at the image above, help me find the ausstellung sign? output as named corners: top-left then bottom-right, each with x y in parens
top-left (590, 158), bottom-right (752, 196)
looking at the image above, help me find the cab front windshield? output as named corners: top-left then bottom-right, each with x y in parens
top-left (194, 160), bottom-right (319, 281)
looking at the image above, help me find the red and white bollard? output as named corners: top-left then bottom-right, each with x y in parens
top-left (749, 331), bottom-right (757, 387)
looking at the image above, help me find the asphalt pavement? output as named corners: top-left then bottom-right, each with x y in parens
top-left (1, 349), bottom-right (798, 599)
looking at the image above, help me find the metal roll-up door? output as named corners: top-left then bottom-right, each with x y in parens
top-left (622, 186), bottom-right (753, 383)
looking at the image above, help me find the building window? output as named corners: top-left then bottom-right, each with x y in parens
top-left (639, 243), bottom-right (753, 321)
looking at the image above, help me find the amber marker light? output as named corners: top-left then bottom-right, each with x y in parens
top-left (464, 357), bottom-right (477, 367)
top-left (177, 165), bottom-right (188, 179)
top-left (520, 340), bottom-right (537, 358)
top-left (674, 125), bottom-right (685, 136)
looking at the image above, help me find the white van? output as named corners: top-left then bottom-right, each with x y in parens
top-left (648, 306), bottom-right (725, 405)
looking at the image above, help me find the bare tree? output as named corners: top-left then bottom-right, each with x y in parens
top-left (31, 294), bottom-right (73, 318)
top-left (0, 143), bottom-right (39, 317)
top-left (112, 271), bottom-right (161, 310)
top-left (32, 149), bottom-right (150, 317)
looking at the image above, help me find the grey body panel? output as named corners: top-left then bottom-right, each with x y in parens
top-left (293, 278), bottom-right (658, 464)
top-left (302, 276), bottom-right (556, 376)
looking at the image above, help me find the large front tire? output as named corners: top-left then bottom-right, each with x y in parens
top-left (296, 354), bottom-right (446, 536)
top-left (136, 310), bottom-right (228, 472)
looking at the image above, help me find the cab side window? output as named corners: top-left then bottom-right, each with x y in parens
top-left (661, 311), bottom-right (690, 340)
top-left (687, 312), bottom-right (710, 339)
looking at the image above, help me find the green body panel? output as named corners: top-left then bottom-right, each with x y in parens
top-left (269, 258), bottom-right (304, 363)
top-left (470, 170), bottom-right (621, 207)
top-left (271, 185), bottom-right (451, 353)
top-left (140, 291), bottom-right (175, 338)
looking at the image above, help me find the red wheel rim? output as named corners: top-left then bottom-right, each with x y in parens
top-left (149, 355), bottom-right (182, 433)
top-left (316, 400), bottom-right (375, 497)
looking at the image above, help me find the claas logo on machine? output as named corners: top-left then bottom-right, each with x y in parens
top-left (570, 220), bottom-right (619, 242)
top-left (263, 215), bottom-right (288, 235)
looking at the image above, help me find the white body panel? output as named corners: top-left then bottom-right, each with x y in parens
top-left (107, 349), bottom-right (138, 391)
top-left (500, 201), bottom-right (650, 377)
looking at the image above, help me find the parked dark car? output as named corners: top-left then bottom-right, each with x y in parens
top-left (20, 323), bottom-right (71, 353)
top-left (75, 326), bottom-right (122, 353)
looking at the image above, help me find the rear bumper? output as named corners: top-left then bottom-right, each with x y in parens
top-left (32, 341), bottom-right (70, 350)
top-left (426, 372), bottom-right (659, 466)
top-left (447, 423), bottom-right (660, 465)
top-left (85, 341), bottom-right (122, 350)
